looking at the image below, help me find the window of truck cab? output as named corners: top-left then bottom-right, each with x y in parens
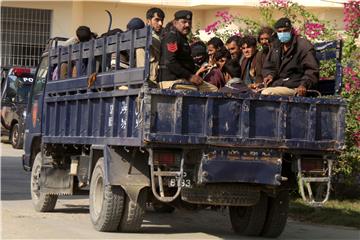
top-left (28, 56), bottom-right (48, 112)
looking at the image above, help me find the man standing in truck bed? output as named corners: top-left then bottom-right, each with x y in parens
top-left (159, 10), bottom-right (218, 92)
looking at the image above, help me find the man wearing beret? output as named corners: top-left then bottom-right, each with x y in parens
top-left (159, 10), bottom-right (218, 92)
top-left (261, 17), bottom-right (319, 96)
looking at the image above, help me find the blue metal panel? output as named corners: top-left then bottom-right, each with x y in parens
top-left (182, 97), bottom-right (206, 135)
top-left (249, 101), bottom-right (280, 138)
top-left (143, 89), bottom-right (346, 153)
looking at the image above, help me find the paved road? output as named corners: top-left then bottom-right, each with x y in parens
top-left (1, 142), bottom-right (359, 239)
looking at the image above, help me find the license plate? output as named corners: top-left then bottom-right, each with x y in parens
top-left (168, 172), bottom-right (192, 188)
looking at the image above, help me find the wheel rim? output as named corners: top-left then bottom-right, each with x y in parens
top-left (12, 125), bottom-right (19, 145)
top-left (31, 162), bottom-right (41, 200)
top-left (93, 174), bottom-right (104, 217)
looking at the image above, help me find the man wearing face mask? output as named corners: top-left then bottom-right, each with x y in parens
top-left (261, 18), bottom-right (319, 96)
top-left (159, 10), bottom-right (217, 92)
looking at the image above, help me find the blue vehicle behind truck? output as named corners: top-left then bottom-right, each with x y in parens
top-left (23, 28), bottom-right (345, 237)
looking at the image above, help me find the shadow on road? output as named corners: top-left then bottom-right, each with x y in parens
top-left (54, 204), bottom-right (90, 214)
top-left (1, 156), bottom-right (31, 201)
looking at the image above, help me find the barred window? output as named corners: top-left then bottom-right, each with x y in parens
top-left (1, 7), bottom-right (52, 68)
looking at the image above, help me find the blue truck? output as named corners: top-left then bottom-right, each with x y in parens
top-left (23, 27), bottom-right (345, 237)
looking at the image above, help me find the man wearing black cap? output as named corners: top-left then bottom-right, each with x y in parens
top-left (159, 10), bottom-right (217, 92)
top-left (261, 17), bottom-right (319, 96)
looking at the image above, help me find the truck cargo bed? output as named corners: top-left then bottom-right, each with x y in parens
top-left (43, 86), bottom-right (345, 153)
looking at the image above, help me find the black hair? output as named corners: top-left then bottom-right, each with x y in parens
top-left (257, 27), bottom-right (274, 42)
top-left (225, 35), bottom-right (242, 46)
top-left (191, 41), bottom-right (208, 58)
top-left (207, 37), bottom-right (224, 49)
top-left (146, 7), bottom-right (165, 20)
top-left (222, 59), bottom-right (241, 78)
top-left (241, 35), bottom-right (257, 48)
top-left (127, 17), bottom-right (145, 30)
top-left (76, 26), bottom-right (92, 42)
top-left (191, 40), bottom-right (207, 49)
top-left (163, 20), bottom-right (175, 36)
top-left (214, 46), bottom-right (231, 61)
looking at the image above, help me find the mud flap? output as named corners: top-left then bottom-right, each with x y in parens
top-left (40, 166), bottom-right (74, 195)
top-left (103, 145), bottom-right (150, 203)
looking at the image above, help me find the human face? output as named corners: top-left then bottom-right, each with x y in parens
top-left (207, 44), bottom-right (216, 57)
top-left (147, 13), bottom-right (164, 34)
top-left (241, 43), bottom-right (256, 59)
top-left (216, 57), bottom-right (227, 70)
top-left (174, 19), bottom-right (192, 36)
top-left (226, 41), bottom-right (241, 59)
top-left (259, 33), bottom-right (270, 46)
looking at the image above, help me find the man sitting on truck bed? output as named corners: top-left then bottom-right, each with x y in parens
top-left (159, 10), bottom-right (218, 92)
top-left (261, 17), bottom-right (319, 96)
top-left (219, 59), bottom-right (251, 94)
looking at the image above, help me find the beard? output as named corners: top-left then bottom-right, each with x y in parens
top-left (262, 45), bottom-right (270, 54)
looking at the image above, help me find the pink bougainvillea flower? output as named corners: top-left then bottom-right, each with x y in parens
top-left (273, 0), bottom-right (288, 8)
top-left (304, 22), bottom-right (325, 40)
top-left (353, 131), bottom-right (360, 148)
top-left (344, 0), bottom-right (360, 37)
top-left (356, 115), bottom-right (360, 122)
top-left (205, 20), bottom-right (221, 34)
top-left (345, 82), bottom-right (352, 92)
top-left (260, 0), bottom-right (271, 6)
top-left (215, 10), bottom-right (233, 23)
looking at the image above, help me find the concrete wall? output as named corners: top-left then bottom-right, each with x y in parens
top-left (1, 1), bottom-right (344, 39)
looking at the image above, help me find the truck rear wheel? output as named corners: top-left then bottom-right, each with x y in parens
top-left (229, 193), bottom-right (268, 236)
top-left (89, 158), bottom-right (125, 232)
top-left (31, 153), bottom-right (58, 212)
top-left (118, 188), bottom-right (147, 232)
top-left (261, 190), bottom-right (289, 238)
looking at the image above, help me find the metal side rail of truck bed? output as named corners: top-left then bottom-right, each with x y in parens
top-left (42, 88), bottom-right (345, 153)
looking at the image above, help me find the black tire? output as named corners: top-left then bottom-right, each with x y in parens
top-left (89, 158), bottom-right (125, 232)
top-left (118, 188), bottom-right (147, 232)
top-left (10, 123), bottom-right (22, 149)
top-left (261, 190), bottom-right (289, 238)
top-left (31, 153), bottom-right (58, 212)
top-left (153, 203), bottom-right (175, 213)
top-left (229, 193), bottom-right (268, 236)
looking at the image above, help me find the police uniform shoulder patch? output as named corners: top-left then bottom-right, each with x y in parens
top-left (167, 42), bottom-right (178, 52)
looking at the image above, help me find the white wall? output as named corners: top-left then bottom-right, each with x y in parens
top-left (1, 1), bottom-right (344, 39)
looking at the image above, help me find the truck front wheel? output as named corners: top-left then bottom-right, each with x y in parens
top-left (229, 193), bottom-right (268, 236)
top-left (261, 190), bottom-right (289, 238)
top-left (89, 158), bottom-right (125, 232)
top-left (31, 153), bottom-right (58, 212)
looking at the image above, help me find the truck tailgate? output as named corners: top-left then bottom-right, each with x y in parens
top-left (143, 89), bottom-right (346, 153)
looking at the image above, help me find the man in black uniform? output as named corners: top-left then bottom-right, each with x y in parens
top-left (159, 10), bottom-right (217, 92)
